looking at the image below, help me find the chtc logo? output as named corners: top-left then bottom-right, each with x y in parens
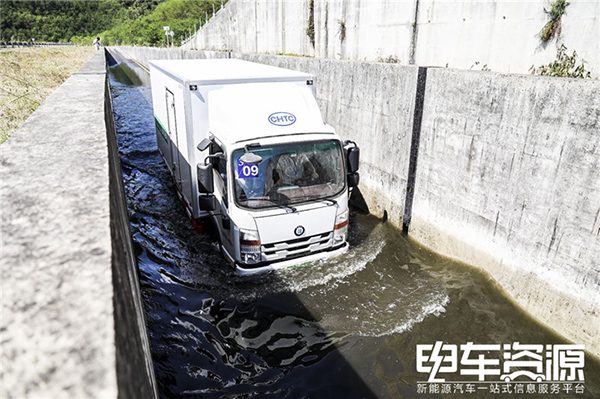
top-left (268, 112), bottom-right (296, 126)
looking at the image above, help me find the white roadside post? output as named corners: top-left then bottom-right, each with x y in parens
top-left (163, 26), bottom-right (170, 48)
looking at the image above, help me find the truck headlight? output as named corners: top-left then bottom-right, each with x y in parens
top-left (240, 229), bottom-right (261, 264)
top-left (333, 209), bottom-right (349, 244)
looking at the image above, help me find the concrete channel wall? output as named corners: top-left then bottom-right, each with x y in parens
top-left (114, 46), bottom-right (600, 358)
top-left (411, 70), bottom-right (600, 355)
top-left (184, 0), bottom-right (600, 77)
top-left (1, 51), bottom-right (157, 398)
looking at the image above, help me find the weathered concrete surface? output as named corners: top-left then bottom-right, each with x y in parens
top-left (185, 0), bottom-right (600, 77)
top-left (187, 0), bottom-right (313, 57)
top-left (1, 51), bottom-right (157, 398)
top-left (104, 59), bottom-right (159, 399)
top-left (1, 52), bottom-right (115, 398)
top-left (113, 47), bottom-right (600, 357)
top-left (410, 69), bottom-right (600, 356)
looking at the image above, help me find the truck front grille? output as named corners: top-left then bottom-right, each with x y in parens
top-left (262, 232), bottom-right (333, 262)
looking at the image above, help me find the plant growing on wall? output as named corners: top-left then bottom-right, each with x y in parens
top-left (539, 0), bottom-right (569, 42)
top-left (530, 44), bottom-right (591, 78)
top-left (471, 61), bottom-right (491, 71)
top-left (378, 55), bottom-right (401, 64)
top-left (306, 0), bottom-right (315, 47)
top-left (338, 20), bottom-right (346, 42)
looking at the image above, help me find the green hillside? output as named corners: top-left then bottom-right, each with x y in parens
top-left (1, 0), bottom-right (223, 47)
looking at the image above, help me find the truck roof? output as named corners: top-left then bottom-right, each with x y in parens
top-left (148, 59), bottom-right (314, 85)
top-left (208, 82), bottom-right (336, 145)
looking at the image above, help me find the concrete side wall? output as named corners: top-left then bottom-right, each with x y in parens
top-left (104, 61), bottom-right (159, 399)
top-left (410, 69), bottom-right (600, 354)
top-left (115, 46), bottom-right (600, 357)
top-left (413, 0), bottom-right (600, 75)
top-left (185, 0), bottom-right (600, 77)
top-left (188, 0), bottom-right (314, 56)
top-left (1, 51), bottom-right (157, 398)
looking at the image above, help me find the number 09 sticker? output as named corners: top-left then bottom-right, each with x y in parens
top-left (237, 159), bottom-right (260, 179)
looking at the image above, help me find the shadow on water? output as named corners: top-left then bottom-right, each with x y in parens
top-left (108, 57), bottom-right (599, 399)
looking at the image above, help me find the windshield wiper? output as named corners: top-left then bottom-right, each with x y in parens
top-left (268, 192), bottom-right (297, 213)
top-left (244, 196), bottom-right (297, 213)
top-left (274, 202), bottom-right (297, 213)
top-left (303, 196), bottom-right (337, 206)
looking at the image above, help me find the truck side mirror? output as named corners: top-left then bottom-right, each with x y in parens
top-left (348, 172), bottom-right (360, 188)
top-left (197, 163), bottom-right (214, 193)
top-left (199, 195), bottom-right (217, 211)
top-left (197, 138), bottom-right (211, 152)
top-left (347, 146), bottom-right (360, 174)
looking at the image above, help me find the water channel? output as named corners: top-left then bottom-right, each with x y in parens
top-left (108, 60), bottom-right (599, 399)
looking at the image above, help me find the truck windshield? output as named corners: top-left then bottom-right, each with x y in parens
top-left (232, 140), bottom-right (345, 209)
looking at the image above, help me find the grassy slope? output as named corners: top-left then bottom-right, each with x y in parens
top-left (0, 46), bottom-right (94, 144)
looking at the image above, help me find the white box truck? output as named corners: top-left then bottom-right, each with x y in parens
top-left (149, 59), bottom-right (359, 275)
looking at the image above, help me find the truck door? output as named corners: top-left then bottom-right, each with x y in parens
top-left (210, 142), bottom-right (235, 257)
top-left (165, 89), bottom-right (182, 190)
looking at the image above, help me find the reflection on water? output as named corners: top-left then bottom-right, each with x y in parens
top-left (108, 60), bottom-right (599, 399)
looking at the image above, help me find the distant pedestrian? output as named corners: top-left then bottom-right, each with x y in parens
top-left (93, 37), bottom-right (101, 51)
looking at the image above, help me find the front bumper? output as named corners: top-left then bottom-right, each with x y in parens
top-left (235, 242), bottom-right (349, 276)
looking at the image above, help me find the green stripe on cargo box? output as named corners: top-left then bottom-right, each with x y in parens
top-left (155, 116), bottom-right (168, 144)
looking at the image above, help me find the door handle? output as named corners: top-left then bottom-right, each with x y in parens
top-left (221, 216), bottom-right (231, 230)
